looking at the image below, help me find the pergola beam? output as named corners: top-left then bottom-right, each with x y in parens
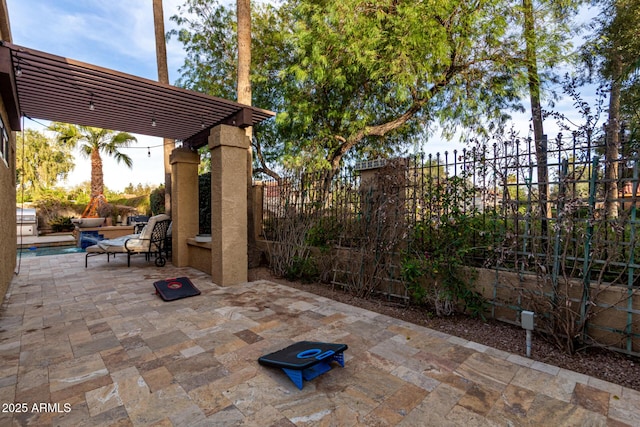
top-left (2, 41), bottom-right (274, 140)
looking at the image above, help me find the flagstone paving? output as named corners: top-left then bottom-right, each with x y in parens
top-left (1, 253), bottom-right (639, 426)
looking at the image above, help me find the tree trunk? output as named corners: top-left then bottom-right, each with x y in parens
top-left (153, 0), bottom-right (174, 216)
top-left (523, 0), bottom-right (550, 235)
top-left (237, 0), bottom-right (252, 108)
top-left (90, 149), bottom-right (104, 199)
top-left (237, 0), bottom-right (260, 266)
top-left (605, 54), bottom-right (622, 219)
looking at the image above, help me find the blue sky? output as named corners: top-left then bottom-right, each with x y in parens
top-left (7, 1), bottom-right (602, 190)
top-left (7, 0), bottom-right (187, 191)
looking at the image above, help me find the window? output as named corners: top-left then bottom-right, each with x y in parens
top-left (0, 115), bottom-right (8, 167)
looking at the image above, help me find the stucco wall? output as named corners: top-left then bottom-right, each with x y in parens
top-left (0, 0), bottom-right (15, 304)
top-left (0, 99), bottom-right (16, 303)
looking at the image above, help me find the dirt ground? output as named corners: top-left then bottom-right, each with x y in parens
top-left (249, 267), bottom-right (640, 392)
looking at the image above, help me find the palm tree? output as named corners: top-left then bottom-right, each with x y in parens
top-left (237, 0), bottom-right (251, 108)
top-left (50, 123), bottom-right (136, 199)
top-left (237, 0), bottom-right (259, 265)
top-left (153, 0), bottom-right (174, 216)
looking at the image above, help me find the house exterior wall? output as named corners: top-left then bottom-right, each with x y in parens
top-left (0, 0), bottom-right (15, 303)
top-left (0, 101), bottom-right (16, 303)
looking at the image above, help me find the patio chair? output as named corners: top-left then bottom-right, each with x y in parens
top-left (85, 214), bottom-right (171, 268)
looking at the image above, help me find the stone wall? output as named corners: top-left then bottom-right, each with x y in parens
top-left (474, 268), bottom-right (640, 353)
top-left (255, 230), bottom-right (640, 353)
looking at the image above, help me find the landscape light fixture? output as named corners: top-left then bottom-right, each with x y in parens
top-left (521, 310), bottom-right (535, 357)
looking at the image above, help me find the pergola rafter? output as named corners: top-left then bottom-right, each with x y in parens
top-left (0, 41), bottom-right (274, 148)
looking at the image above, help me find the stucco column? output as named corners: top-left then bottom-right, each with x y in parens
top-left (170, 147), bottom-right (200, 267)
top-left (209, 125), bottom-right (249, 285)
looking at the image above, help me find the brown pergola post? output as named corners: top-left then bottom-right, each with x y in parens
top-left (209, 125), bottom-right (250, 285)
top-left (170, 147), bottom-right (200, 267)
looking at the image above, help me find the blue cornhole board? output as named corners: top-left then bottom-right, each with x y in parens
top-left (258, 341), bottom-right (348, 389)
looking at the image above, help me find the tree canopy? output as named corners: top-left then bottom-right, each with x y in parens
top-left (280, 0), bottom-right (530, 176)
top-left (16, 129), bottom-right (75, 199)
top-left (169, 0), bottom-right (613, 179)
top-left (49, 123), bottom-right (136, 198)
top-left (582, 0), bottom-right (640, 143)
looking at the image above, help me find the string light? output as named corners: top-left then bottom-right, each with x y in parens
top-left (24, 116), bottom-right (176, 153)
top-left (14, 61), bottom-right (240, 134)
top-left (147, 147), bottom-right (151, 157)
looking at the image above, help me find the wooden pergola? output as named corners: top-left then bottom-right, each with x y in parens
top-left (0, 41), bottom-right (273, 148)
top-left (0, 41), bottom-right (275, 285)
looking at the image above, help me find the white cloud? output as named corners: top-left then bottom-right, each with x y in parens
top-left (8, 0), bottom-right (186, 191)
top-left (8, 0), bottom-right (605, 189)
top-left (6, 0), bottom-right (187, 81)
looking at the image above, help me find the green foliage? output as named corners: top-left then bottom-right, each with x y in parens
top-left (33, 196), bottom-right (83, 230)
top-left (170, 0), bottom-right (543, 178)
top-left (122, 183), bottom-right (156, 196)
top-left (49, 122), bottom-right (136, 197)
top-left (581, 0), bottom-right (640, 153)
top-left (402, 174), bottom-right (487, 317)
top-left (111, 195), bottom-right (150, 214)
top-left (400, 255), bottom-right (428, 304)
top-left (34, 196), bottom-right (80, 214)
top-left (286, 256), bottom-right (318, 283)
top-left (169, 0), bottom-right (237, 99)
top-left (49, 216), bottom-right (74, 232)
top-left (277, 0), bottom-right (530, 172)
top-left (67, 182), bottom-right (92, 205)
top-left (96, 202), bottom-right (116, 220)
top-left (402, 215), bottom-right (486, 318)
top-left (20, 182), bottom-right (156, 234)
top-left (149, 185), bottom-right (165, 215)
top-left (305, 216), bottom-right (341, 249)
top-left (198, 173), bottom-right (211, 234)
top-left (169, 0), bottom-right (284, 178)
top-left (16, 129), bottom-right (74, 199)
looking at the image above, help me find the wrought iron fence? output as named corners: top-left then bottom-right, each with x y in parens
top-left (259, 138), bottom-right (640, 355)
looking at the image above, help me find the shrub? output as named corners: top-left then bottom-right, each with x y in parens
top-left (286, 256), bottom-right (319, 282)
top-left (403, 207), bottom-right (486, 318)
top-left (199, 173), bottom-right (211, 234)
top-left (306, 216), bottom-right (342, 249)
top-left (49, 215), bottom-right (74, 232)
top-left (150, 185), bottom-right (165, 215)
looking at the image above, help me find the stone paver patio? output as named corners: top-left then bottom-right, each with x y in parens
top-left (1, 253), bottom-right (639, 426)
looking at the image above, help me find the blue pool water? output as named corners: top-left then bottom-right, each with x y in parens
top-left (18, 246), bottom-right (85, 257)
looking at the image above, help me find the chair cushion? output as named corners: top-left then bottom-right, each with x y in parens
top-left (85, 244), bottom-right (104, 253)
top-left (97, 237), bottom-right (131, 253)
top-left (123, 238), bottom-right (148, 252)
top-left (91, 215), bottom-right (171, 255)
top-left (138, 214), bottom-right (171, 240)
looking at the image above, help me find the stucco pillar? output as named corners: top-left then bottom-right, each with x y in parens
top-left (170, 147), bottom-right (200, 267)
top-left (209, 125), bottom-right (249, 285)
